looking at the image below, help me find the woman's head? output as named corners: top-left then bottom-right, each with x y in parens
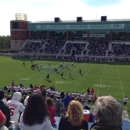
top-left (23, 93), bottom-right (48, 126)
top-left (46, 98), bottom-right (55, 107)
top-left (94, 96), bottom-right (123, 128)
top-left (40, 84), bottom-right (46, 91)
top-left (66, 100), bottom-right (83, 126)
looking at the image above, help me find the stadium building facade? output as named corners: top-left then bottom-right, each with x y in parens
top-left (10, 16), bottom-right (130, 50)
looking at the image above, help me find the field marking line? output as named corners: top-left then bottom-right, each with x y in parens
top-left (53, 63), bottom-right (86, 87)
top-left (96, 64), bottom-right (106, 96)
top-left (116, 66), bottom-right (129, 120)
top-left (73, 64), bottom-right (95, 91)
top-left (117, 66), bottom-right (125, 98)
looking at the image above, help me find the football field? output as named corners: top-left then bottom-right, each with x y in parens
top-left (0, 56), bottom-right (130, 118)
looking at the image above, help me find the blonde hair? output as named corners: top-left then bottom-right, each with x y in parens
top-left (66, 100), bottom-right (83, 126)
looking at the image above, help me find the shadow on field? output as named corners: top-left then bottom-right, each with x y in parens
top-left (80, 74), bottom-right (84, 76)
top-left (70, 77), bottom-right (74, 80)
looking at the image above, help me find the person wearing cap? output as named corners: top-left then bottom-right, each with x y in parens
top-left (0, 110), bottom-right (8, 130)
top-left (7, 92), bottom-right (25, 122)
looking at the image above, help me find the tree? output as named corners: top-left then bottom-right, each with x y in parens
top-left (0, 35), bottom-right (10, 49)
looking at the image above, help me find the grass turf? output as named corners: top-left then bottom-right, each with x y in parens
top-left (0, 56), bottom-right (130, 118)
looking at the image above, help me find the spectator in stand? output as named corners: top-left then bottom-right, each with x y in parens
top-left (53, 97), bottom-right (64, 117)
top-left (90, 96), bottom-right (123, 130)
top-left (59, 100), bottom-right (88, 130)
top-left (0, 110), bottom-right (8, 130)
top-left (40, 84), bottom-right (46, 99)
top-left (7, 92), bottom-right (25, 122)
top-left (0, 90), bottom-right (19, 129)
top-left (19, 93), bottom-right (53, 130)
top-left (46, 98), bottom-right (56, 126)
top-left (61, 93), bottom-right (71, 112)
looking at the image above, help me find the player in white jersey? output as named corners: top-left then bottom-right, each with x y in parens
top-left (123, 96), bottom-right (128, 105)
top-left (7, 85), bottom-right (11, 94)
top-left (71, 62), bottom-right (74, 66)
top-left (14, 86), bottom-right (19, 92)
top-left (7, 92), bottom-right (25, 122)
top-left (27, 87), bottom-right (31, 95)
top-left (68, 71), bottom-right (72, 77)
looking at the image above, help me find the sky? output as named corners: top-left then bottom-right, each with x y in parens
top-left (0, 0), bottom-right (130, 36)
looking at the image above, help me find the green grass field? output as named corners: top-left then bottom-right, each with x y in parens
top-left (0, 56), bottom-right (130, 118)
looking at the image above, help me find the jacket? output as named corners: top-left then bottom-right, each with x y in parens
top-left (90, 122), bottom-right (122, 130)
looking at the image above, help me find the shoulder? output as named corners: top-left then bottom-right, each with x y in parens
top-left (59, 116), bottom-right (68, 123)
top-left (82, 120), bottom-right (88, 127)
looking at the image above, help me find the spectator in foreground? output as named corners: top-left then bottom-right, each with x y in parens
top-left (19, 93), bottom-right (53, 130)
top-left (0, 90), bottom-right (19, 129)
top-left (40, 84), bottom-right (46, 99)
top-left (90, 96), bottom-right (123, 130)
top-left (7, 92), bottom-right (25, 122)
top-left (46, 98), bottom-right (56, 125)
top-left (59, 100), bottom-right (88, 130)
top-left (0, 110), bottom-right (8, 130)
top-left (61, 93), bottom-right (71, 112)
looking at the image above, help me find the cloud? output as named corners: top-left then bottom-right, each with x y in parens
top-left (0, 0), bottom-right (130, 35)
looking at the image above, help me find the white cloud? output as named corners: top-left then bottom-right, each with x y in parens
top-left (0, 0), bottom-right (130, 35)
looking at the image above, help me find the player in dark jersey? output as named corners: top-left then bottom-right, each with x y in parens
top-left (79, 68), bottom-right (81, 74)
top-left (46, 74), bottom-right (50, 80)
top-left (61, 72), bottom-right (64, 78)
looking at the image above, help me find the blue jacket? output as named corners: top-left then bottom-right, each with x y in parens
top-left (61, 96), bottom-right (71, 107)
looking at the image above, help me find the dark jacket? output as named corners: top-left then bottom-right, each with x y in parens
top-left (41, 89), bottom-right (46, 99)
top-left (59, 117), bottom-right (88, 130)
top-left (0, 101), bottom-right (11, 127)
top-left (61, 95), bottom-right (71, 108)
top-left (90, 122), bottom-right (122, 130)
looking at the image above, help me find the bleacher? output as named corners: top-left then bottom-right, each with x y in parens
top-left (87, 39), bottom-right (109, 56)
top-left (18, 39), bottom-right (130, 59)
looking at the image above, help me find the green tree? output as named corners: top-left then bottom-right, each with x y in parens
top-left (0, 35), bottom-right (10, 50)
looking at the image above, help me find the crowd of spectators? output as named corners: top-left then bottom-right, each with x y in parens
top-left (87, 39), bottom-right (109, 56)
top-left (64, 42), bottom-right (86, 55)
top-left (43, 40), bottom-right (66, 54)
top-left (111, 43), bottom-right (130, 56)
top-left (20, 40), bottom-right (46, 53)
top-left (0, 84), bottom-right (123, 130)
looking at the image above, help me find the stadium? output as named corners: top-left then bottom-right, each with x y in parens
top-left (0, 13), bottom-right (130, 130)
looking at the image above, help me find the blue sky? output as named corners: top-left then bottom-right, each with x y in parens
top-left (82, 0), bottom-right (123, 6)
top-left (0, 0), bottom-right (129, 35)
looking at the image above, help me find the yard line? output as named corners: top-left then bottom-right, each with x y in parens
top-left (55, 63), bottom-right (86, 88)
top-left (96, 64), bottom-right (106, 96)
top-left (117, 65), bottom-right (125, 98)
top-left (73, 64), bottom-right (95, 91)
